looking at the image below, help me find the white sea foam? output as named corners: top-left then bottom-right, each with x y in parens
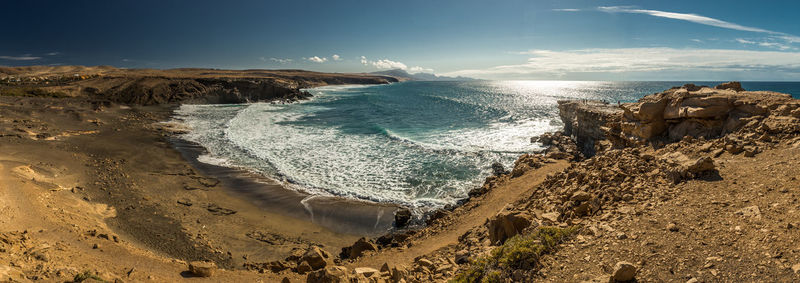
top-left (171, 81), bottom-right (575, 210)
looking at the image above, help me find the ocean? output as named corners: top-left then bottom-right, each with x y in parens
top-left (173, 81), bottom-right (800, 211)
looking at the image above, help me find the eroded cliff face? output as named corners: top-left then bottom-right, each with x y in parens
top-left (557, 82), bottom-right (800, 155)
top-left (557, 100), bottom-right (623, 157)
top-left (81, 77), bottom-right (329, 105)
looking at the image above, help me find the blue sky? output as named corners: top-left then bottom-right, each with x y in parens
top-left (2, 0), bottom-right (800, 80)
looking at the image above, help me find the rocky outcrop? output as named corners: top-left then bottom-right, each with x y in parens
top-left (557, 100), bottom-right (623, 157)
top-left (556, 82), bottom-right (800, 152)
top-left (487, 210), bottom-right (534, 244)
top-left (620, 82), bottom-right (797, 142)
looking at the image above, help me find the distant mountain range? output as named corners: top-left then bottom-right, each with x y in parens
top-left (369, 69), bottom-right (475, 81)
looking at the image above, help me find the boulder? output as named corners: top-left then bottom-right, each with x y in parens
top-left (611, 261), bottom-right (637, 282)
top-left (306, 266), bottom-right (349, 283)
top-left (340, 237), bottom-right (377, 259)
top-left (302, 246), bottom-right (333, 270)
top-left (188, 261), bottom-right (216, 277)
top-left (296, 261), bottom-right (313, 274)
top-left (394, 207), bottom-right (412, 228)
top-left (715, 81), bottom-right (745, 92)
top-left (685, 156), bottom-right (715, 174)
top-left (487, 211), bottom-right (534, 244)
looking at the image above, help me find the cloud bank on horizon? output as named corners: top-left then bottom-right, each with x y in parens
top-left (443, 5), bottom-right (800, 80)
top-left (442, 48), bottom-right (800, 80)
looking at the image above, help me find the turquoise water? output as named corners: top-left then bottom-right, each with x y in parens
top-left (174, 81), bottom-right (800, 209)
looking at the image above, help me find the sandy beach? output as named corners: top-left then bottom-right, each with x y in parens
top-left (0, 91), bottom-right (401, 281)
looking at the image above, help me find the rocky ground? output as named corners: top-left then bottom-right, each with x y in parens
top-left (285, 82), bottom-right (800, 282)
top-left (2, 76), bottom-right (800, 283)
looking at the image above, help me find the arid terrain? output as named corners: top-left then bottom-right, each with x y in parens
top-left (1, 67), bottom-right (799, 282)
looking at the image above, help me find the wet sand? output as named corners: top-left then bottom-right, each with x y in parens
top-left (172, 138), bottom-right (400, 236)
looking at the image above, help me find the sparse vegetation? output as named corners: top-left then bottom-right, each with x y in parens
top-left (0, 87), bottom-right (68, 98)
top-left (72, 270), bottom-right (106, 282)
top-left (452, 226), bottom-right (579, 283)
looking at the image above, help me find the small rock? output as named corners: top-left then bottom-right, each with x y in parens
top-left (616, 232), bottom-right (627, 240)
top-left (541, 212), bottom-right (560, 223)
top-left (735, 206), bottom-right (761, 219)
top-left (571, 191), bottom-right (592, 202)
top-left (188, 261), bottom-right (216, 277)
top-left (307, 266), bottom-right (349, 283)
top-left (743, 146), bottom-right (759, 157)
top-left (302, 246), bottom-right (333, 270)
top-left (353, 267), bottom-right (379, 277)
top-left (686, 278), bottom-right (699, 283)
top-left (455, 250), bottom-right (470, 264)
top-left (667, 223), bottom-right (679, 232)
top-left (176, 198), bottom-right (192, 206)
top-left (792, 263), bottom-right (800, 273)
top-left (281, 277), bottom-right (291, 283)
top-left (611, 261), bottom-right (636, 282)
top-left (416, 258), bottom-right (434, 269)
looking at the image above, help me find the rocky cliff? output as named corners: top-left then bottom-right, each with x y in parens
top-left (0, 66), bottom-right (399, 105)
top-left (557, 82), bottom-right (800, 155)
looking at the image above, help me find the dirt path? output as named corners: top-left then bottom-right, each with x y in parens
top-left (346, 160), bottom-right (570, 269)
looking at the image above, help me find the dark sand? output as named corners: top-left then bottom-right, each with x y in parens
top-left (172, 138), bottom-right (400, 236)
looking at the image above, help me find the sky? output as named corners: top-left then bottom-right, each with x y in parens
top-left (2, 0), bottom-right (800, 81)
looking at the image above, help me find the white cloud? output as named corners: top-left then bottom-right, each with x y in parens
top-left (359, 56), bottom-right (434, 74)
top-left (690, 39), bottom-right (703, 43)
top-left (593, 6), bottom-right (800, 48)
top-left (45, 52), bottom-right (59, 56)
top-left (305, 56), bottom-right (328, 63)
top-left (0, 55), bottom-right (41, 61)
top-left (442, 48), bottom-right (800, 80)
top-left (266, 57), bottom-right (293, 64)
top-left (332, 54), bottom-right (341, 61)
top-left (597, 6), bottom-right (774, 33)
top-left (736, 38), bottom-right (756, 44)
top-left (408, 66), bottom-right (434, 74)
top-left (371, 59), bottom-right (407, 70)
top-left (552, 8), bottom-right (580, 12)
top-left (757, 42), bottom-right (792, 50)
top-left (736, 38), bottom-right (794, 50)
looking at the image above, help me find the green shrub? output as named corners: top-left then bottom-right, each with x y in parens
top-left (452, 226), bottom-right (578, 283)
